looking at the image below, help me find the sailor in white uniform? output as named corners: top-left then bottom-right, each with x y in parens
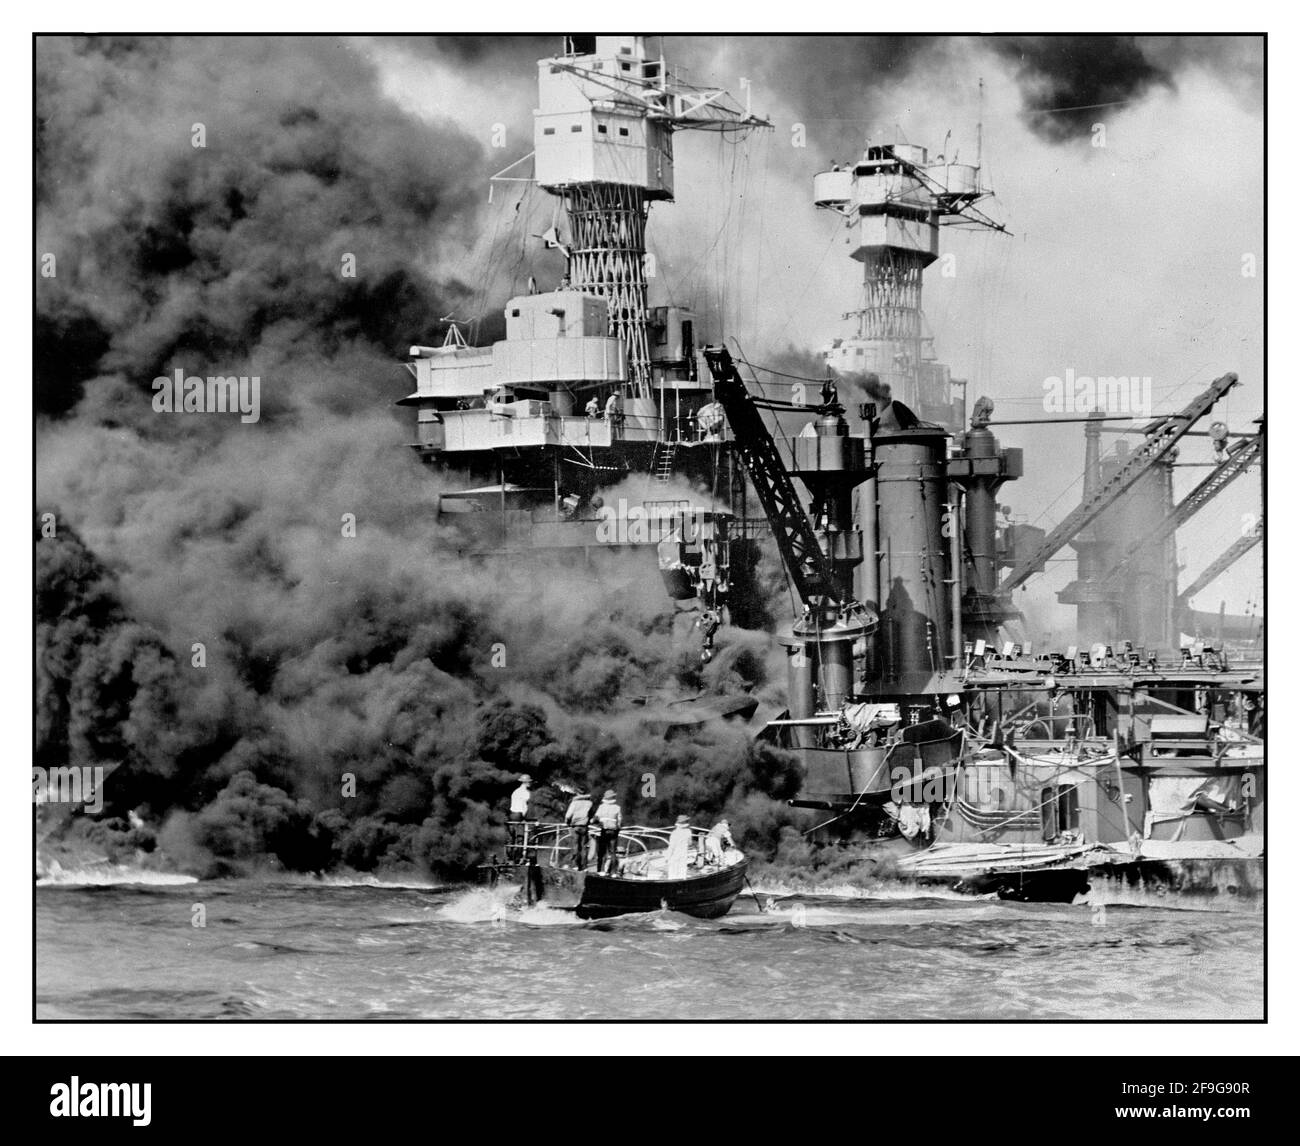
top-left (666, 815), bottom-right (693, 880)
top-left (507, 774), bottom-right (532, 860)
top-left (705, 818), bottom-right (735, 865)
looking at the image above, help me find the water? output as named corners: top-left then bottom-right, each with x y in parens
top-left (36, 876), bottom-right (1263, 1020)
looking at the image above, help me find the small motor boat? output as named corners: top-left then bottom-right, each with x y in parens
top-left (482, 824), bottom-right (749, 920)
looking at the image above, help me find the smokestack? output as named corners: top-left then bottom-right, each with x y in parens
top-left (872, 410), bottom-right (952, 692)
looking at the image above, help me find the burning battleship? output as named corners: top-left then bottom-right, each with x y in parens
top-left (405, 35), bottom-right (1264, 909)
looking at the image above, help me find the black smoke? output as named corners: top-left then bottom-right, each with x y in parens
top-left (36, 35), bottom-right (483, 429)
top-left (35, 36), bottom-right (803, 879)
top-left (988, 35), bottom-right (1261, 142)
top-left (668, 34), bottom-right (1262, 150)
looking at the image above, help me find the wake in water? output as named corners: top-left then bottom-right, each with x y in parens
top-left (36, 862), bottom-right (198, 888)
top-left (750, 879), bottom-right (985, 902)
top-left (437, 886), bottom-right (527, 924)
top-left (515, 904), bottom-right (580, 927)
top-left (435, 888), bottom-right (704, 929)
top-left (291, 873), bottom-right (442, 891)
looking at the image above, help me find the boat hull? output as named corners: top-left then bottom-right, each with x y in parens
top-left (573, 859), bottom-right (750, 920)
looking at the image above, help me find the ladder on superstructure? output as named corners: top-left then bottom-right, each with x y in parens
top-left (652, 439), bottom-right (678, 484)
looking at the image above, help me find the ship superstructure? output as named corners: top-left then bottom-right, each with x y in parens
top-left (401, 36), bottom-right (769, 533)
top-left (813, 140), bottom-right (1004, 430)
top-left (708, 343), bottom-right (1261, 904)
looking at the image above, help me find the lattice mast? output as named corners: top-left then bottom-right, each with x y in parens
top-left (813, 140), bottom-right (1004, 425)
top-left (531, 35), bottom-right (769, 395)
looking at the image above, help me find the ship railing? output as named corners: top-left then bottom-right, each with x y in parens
top-left (1009, 713), bottom-right (1097, 740)
top-left (512, 822), bottom-right (582, 866)
top-left (513, 823), bottom-right (728, 873)
top-left (614, 826), bottom-right (737, 877)
top-left (512, 822), bottom-right (620, 867)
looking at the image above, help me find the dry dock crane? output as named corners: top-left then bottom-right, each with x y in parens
top-left (1000, 372), bottom-right (1240, 593)
top-left (1097, 426), bottom-right (1262, 588)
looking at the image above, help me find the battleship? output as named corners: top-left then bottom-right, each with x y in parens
top-left (404, 34), bottom-right (1263, 911)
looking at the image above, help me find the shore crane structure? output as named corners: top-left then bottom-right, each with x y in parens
top-left (1097, 428), bottom-right (1262, 589)
top-left (1179, 522), bottom-right (1263, 609)
top-left (1000, 372), bottom-right (1241, 598)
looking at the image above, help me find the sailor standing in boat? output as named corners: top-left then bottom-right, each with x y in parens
top-left (564, 790), bottom-right (594, 870)
top-left (593, 789), bottom-right (622, 874)
top-left (704, 819), bottom-right (735, 865)
top-left (666, 815), bottom-right (693, 880)
top-left (508, 774), bottom-right (533, 861)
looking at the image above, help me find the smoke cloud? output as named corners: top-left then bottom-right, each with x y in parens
top-left (989, 35), bottom-right (1262, 142)
top-left (36, 35), bottom-right (804, 878)
top-left (36, 35), bottom-right (482, 424)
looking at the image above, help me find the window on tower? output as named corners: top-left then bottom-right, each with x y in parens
top-left (570, 124), bottom-right (582, 133)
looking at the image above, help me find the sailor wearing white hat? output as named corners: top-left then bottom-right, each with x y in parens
top-left (593, 789), bottom-right (622, 874)
top-left (666, 814), bottom-right (693, 880)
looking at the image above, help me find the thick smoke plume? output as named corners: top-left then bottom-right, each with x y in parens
top-left (36, 35), bottom-right (801, 879)
top-left (36, 35), bottom-right (481, 423)
top-left (988, 35), bottom-right (1261, 142)
top-left (693, 35), bottom-right (1258, 147)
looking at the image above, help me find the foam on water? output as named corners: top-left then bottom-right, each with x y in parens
top-left (36, 865), bottom-right (198, 888)
top-left (300, 873), bottom-right (442, 890)
top-left (437, 888), bottom-right (581, 926)
top-left (649, 914), bottom-right (688, 931)
top-left (437, 886), bottom-right (516, 923)
top-left (751, 879), bottom-right (980, 902)
top-left (515, 903), bottom-right (580, 926)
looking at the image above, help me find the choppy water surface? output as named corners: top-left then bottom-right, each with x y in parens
top-left (36, 877), bottom-right (1263, 1020)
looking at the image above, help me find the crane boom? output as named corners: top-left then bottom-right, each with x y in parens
top-left (1178, 519), bottom-right (1263, 604)
top-left (1000, 372), bottom-right (1240, 592)
top-left (702, 346), bottom-right (842, 606)
top-left (1099, 429), bottom-right (1262, 585)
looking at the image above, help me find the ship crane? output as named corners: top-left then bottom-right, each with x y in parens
top-left (1000, 372), bottom-right (1240, 593)
top-left (703, 345), bottom-right (876, 720)
top-left (1097, 425), bottom-right (1262, 587)
top-left (703, 346), bottom-right (860, 616)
